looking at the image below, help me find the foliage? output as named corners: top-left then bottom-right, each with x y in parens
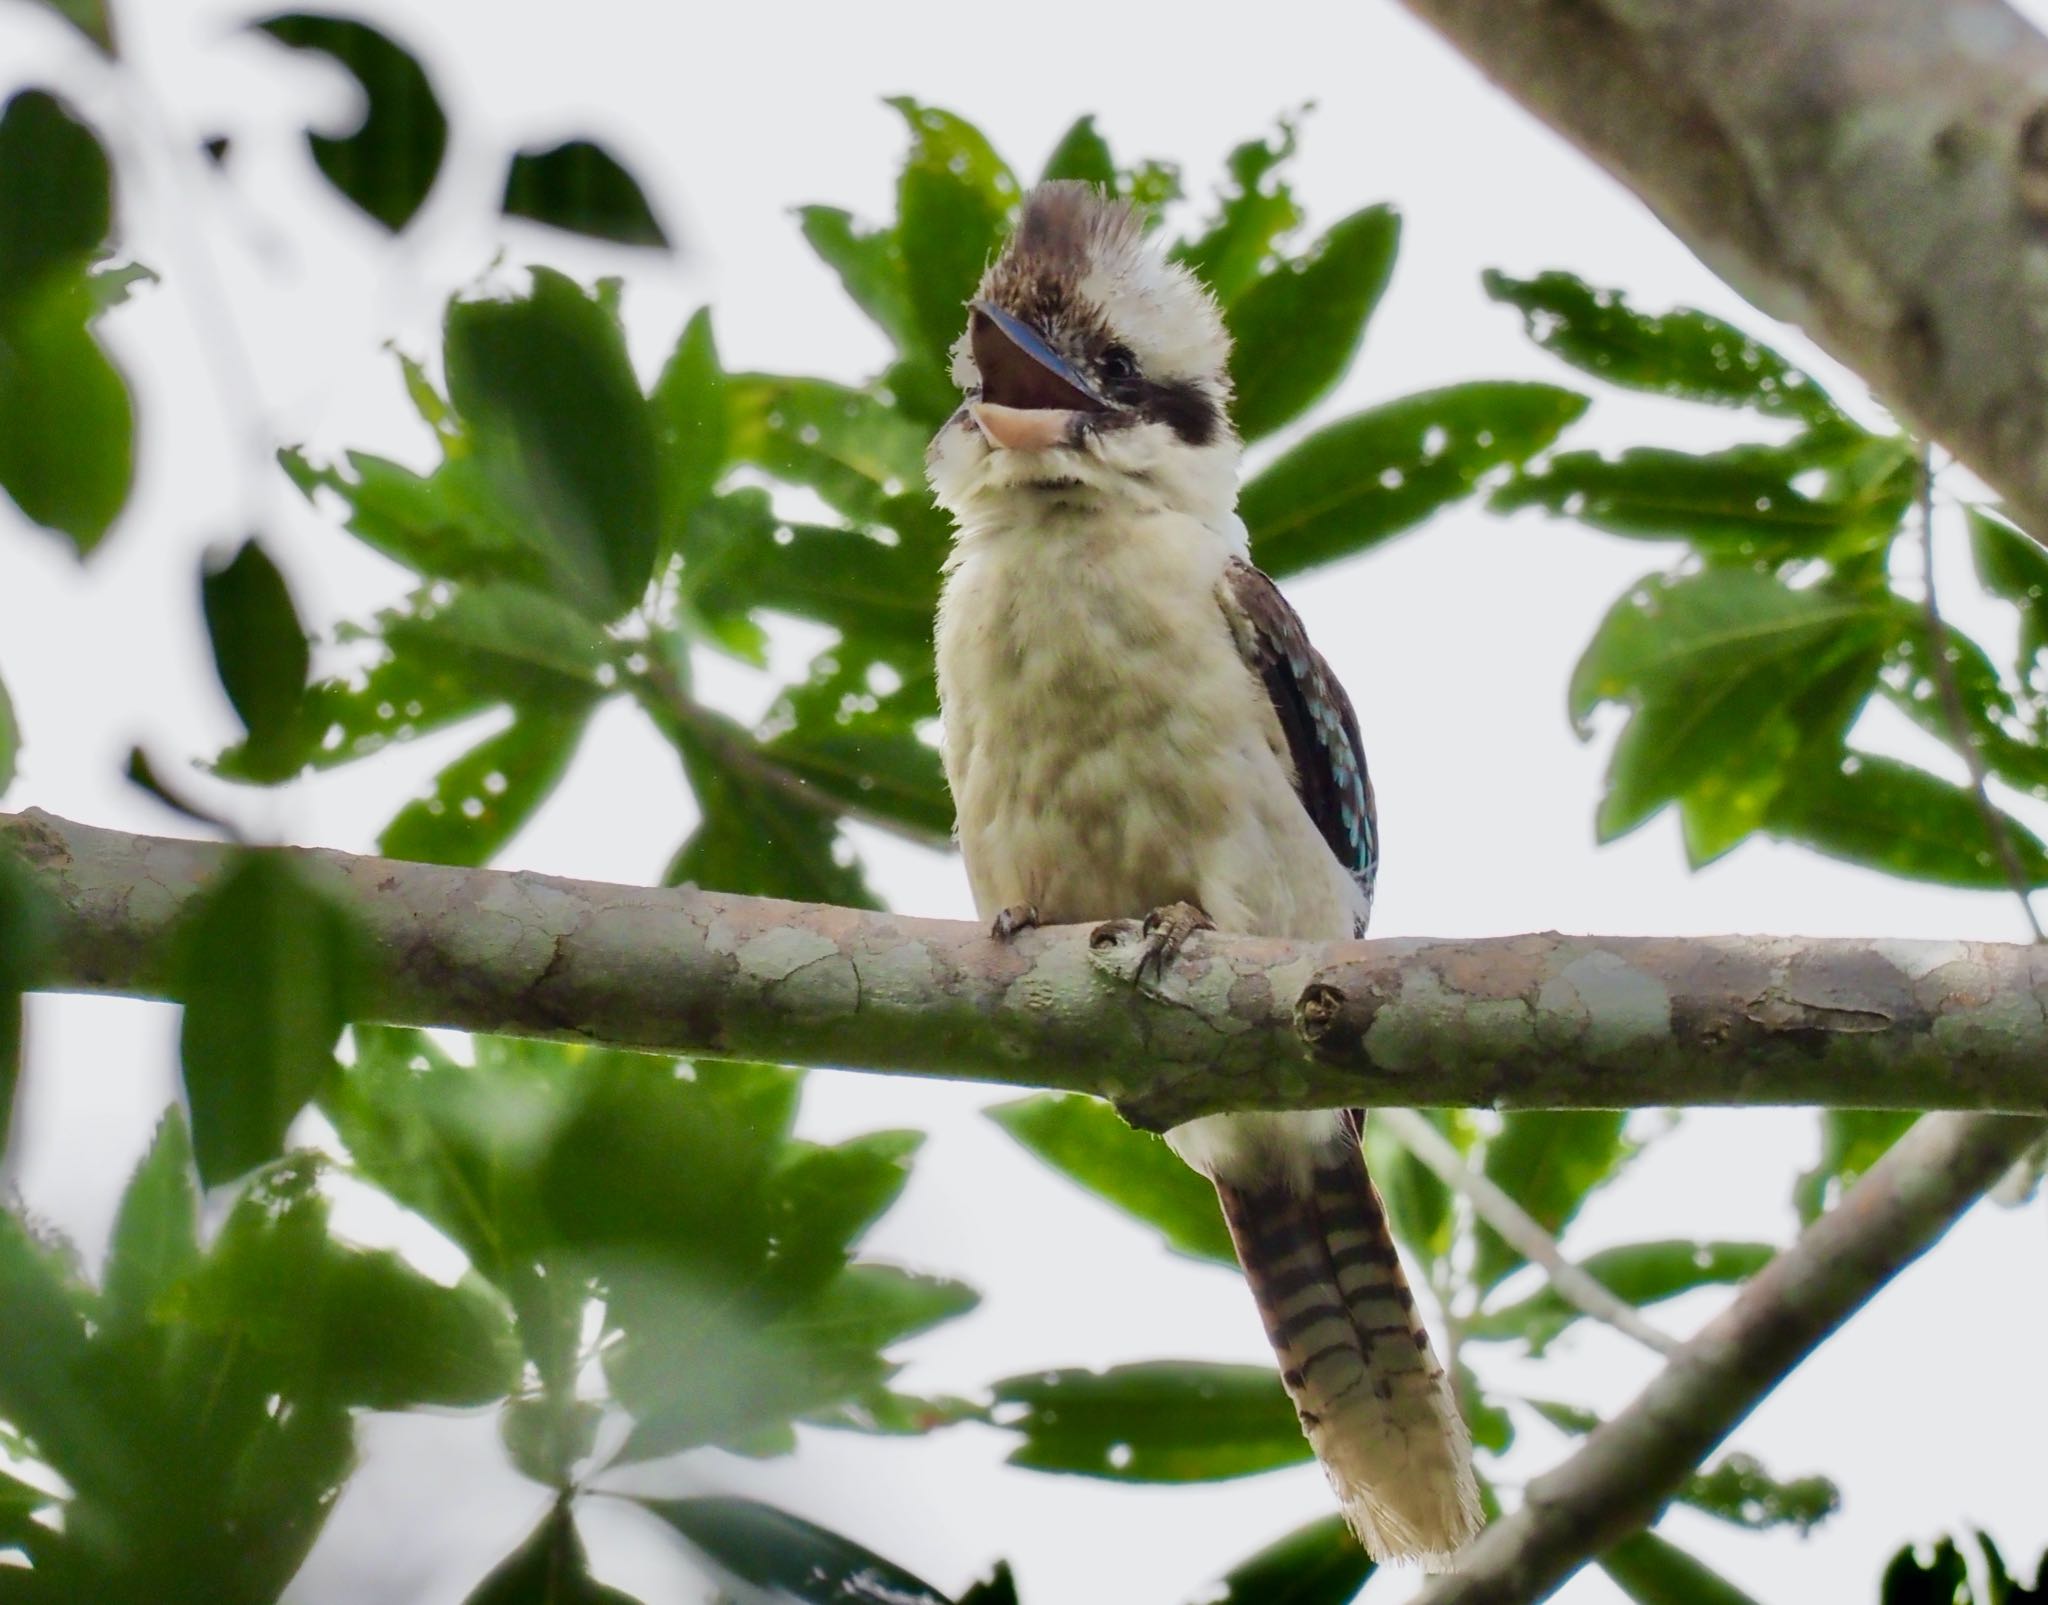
top-left (3, 12), bottom-right (2045, 1597)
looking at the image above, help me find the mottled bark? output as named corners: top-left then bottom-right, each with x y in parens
top-left (1412, 1109), bottom-right (2045, 1602)
top-left (1395, 0), bottom-right (2048, 543)
top-left (7, 810), bottom-right (2047, 1122)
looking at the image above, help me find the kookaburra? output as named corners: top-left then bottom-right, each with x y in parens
top-left (928, 182), bottom-right (1481, 1565)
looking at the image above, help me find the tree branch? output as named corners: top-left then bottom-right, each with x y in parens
top-left (7, 809), bottom-right (2048, 1121)
top-left (1395, 0), bottom-right (2048, 543)
top-left (1412, 1109), bottom-right (2045, 1602)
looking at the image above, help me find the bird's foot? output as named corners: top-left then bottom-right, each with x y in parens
top-left (1134, 901), bottom-right (1215, 984)
top-left (991, 903), bottom-right (1040, 941)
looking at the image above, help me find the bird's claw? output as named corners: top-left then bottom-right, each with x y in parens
top-left (991, 903), bottom-right (1040, 941)
top-left (1134, 901), bottom-right (1215, 984)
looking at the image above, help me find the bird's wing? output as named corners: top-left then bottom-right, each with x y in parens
top-left (1220, 555), bottom-right (1378, 926)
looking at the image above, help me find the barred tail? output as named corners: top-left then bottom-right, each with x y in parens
top-left (1209, 1119), bottom-right (1481, 1569)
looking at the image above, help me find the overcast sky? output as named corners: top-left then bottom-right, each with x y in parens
top-left (3, 2), bottom-right (2046, 1601)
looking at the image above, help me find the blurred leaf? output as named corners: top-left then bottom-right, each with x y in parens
top-left (1763, 748), bottom-right (2048, 888)
top-left (0, 90), bottom-right (130, 553)
top-left (1794, 1111), bottom-right (1919, 1224)
top-left (174, 853), bottom-right (365, 1186)
top-left (1678, 1452), bottom-right (1839, 1535)
top-left (1364, 1108), bottom-right (1465, 1266)
top-left (1042, 115), bottom-right (1116, 187)
top-left (445, 268), bottom-right (660, 618)
top-left (990, 1362), bottom-right (1309, 1482)
top-left (1570, 570), bottom-right (1899, 854)
top-left (1466, 1239), bottom-right (1772, 1353)
top-left (958, 1562), bottom-right (1021, 1605)
top-left (762, 689), bottom-right (952, 841)
top-left (798, 205), bottom-right (921, 360)
top-left (0, 89), bottom-right (111, 296)
top-left (1242, 383), bottom-right (1588, 578)
top-left (666, 708), bottom-right (877, 907)
top-left (126, 744), bottom-right (233, 831)
top-left (805, 1384), bottom-right (988, 1438)
top-left (652, 308), bottom-right (728, 542)
top-left (887, 98), bottom-right (1018, 378)
top-left (25, 0), bottom-right (114, 51)
top-left (174, 1152), bottom-right (521, 1409)
top-left (1971, 507), bottom-right (2048, 672)
top-left (500, 1394), bottom-right (603, 1487)
top-left (985, 1092), bottom-right (1235, 1266)
top-left (0, 670), bottom-right (15, 795)
top-left (503, 138), bottom-right (668, 248)
top-left (101, 1108), bottom-right (201, 1337)
top-left (1458, 1359), bottom-right (1513, 1455)
top-left (1229, 206), bottom-right (1399, 442)
top-left (726, 373), bottom-right (928, 525)
top-left (0, 845), bottom-right (57, 1156)
top-left (465, 1500), bottom-right (643, 1605)
top-left (1601, 1530), bottom-right (1765, 1605)
top-left (256, 13), bottom-right (446, 231)
top-left (1473, 1112), bottom-right (1633, 1292)
top-left (1493, 433), bottom-right (1912, 564)
top-left (1485, 269), bottom-right (1844, 426)
top-left (377, 701), bottom-right (593, 866)
top-left (1200, 1514), bottom-right (1374, 1605)
top-left (201, 538), bottom-right (311, 782)
top-left (1880, 616), bottom-right (2048, 804)
top-left (88, 258), bottom-right (157, 312)
top-left (1174, 121), bottom-right (1305, 305)
top-left (632, 1495), bottom-right (950, 1605)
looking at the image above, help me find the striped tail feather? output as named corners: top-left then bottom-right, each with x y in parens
top-left (1212, 1121), bottom-right (1481, 1568)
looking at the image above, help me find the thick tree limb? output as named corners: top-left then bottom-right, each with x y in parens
top-left (1396, 0), bottom-right (2048, 542)
top-left (7, 809), bottom-right (2048, 1122)
top-left (1413, 1109), bottom-right (2045, 1602)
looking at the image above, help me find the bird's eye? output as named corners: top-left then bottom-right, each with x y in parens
top-left (1099, 343), bottom-right (1139, 384)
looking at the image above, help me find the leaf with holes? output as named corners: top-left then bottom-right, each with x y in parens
top-left (1678, 1452), bottom-right (1839, 1534)
top-left (256, 13), bottom-right (446, 231)
top-left (991, 1362), bottom-right (1308, 1482)
top-left (631, 1496), bottom-right (949, 1605)
top-left (987, 1093), bottom-right (1236, 1266)
top-left (1485, 269), bottom-right (1845, 426)
top-left (1174, 121), bottom-right (1305, 305)
top-left (1229, 206), bottom-right (1399, 442)
top-left (378, 700), bottom-right (595, 866)
top-left (502, 138), bottom-right (667, 247)
top-left (1243, 383), bottom-right (1588, 578)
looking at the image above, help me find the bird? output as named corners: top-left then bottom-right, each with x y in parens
top-left (927, 181), bottom-right (1481, 1567)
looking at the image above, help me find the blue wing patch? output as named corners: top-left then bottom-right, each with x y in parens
top-left (1221, 557), bottom-right (1378, 927)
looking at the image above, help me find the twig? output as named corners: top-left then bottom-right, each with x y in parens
top-left (1916, 448), bottom-right (2046, 940)
top-left (1413, 1109), bottom-right (2047, 1603)
top-left (1376, 1109), bottom-right (1679, 1357)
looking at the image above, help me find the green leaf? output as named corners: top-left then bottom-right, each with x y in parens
top-left (1880, 614), bottom-right (2048, 805)
top-left (255, 13), bottom-right (447, 231)
top-left (652, 308), bottom-right (728, 541)
top-left (1041, 115), bottom-right (1117, 187)
top-left (990, 1362), bottom-right (1309, 1482)
top-left (1200, 1515), bottom-right (1373, 1605)
top-left (174, 853), bottom-right (365, 1186)
top-left (959, 1562), bottom-right (1021, 1605)
top-left (1600, 1530), bottom-right (1765, 1605)
top-left (1570, 570), bottom-right (1900, 854)
top-left (1467, 1239), bottom-right (1773, 1353)
top-left (445, 268), bottom-right (661, 618)
top-left (1174, 122), bottom-right (1305, 305)
top-left (175, 1153), bottom-right (520, 1409)
top-left (1493, 434), bottom-right (1912, 563)
top-left (465, 1501), bottom-right (644, 1605)
top-left (1677, 1452), bottom-right (1840, 1534)
top-left (0, 838), bottom-right (55, 1153)
top-left (887, 99), bottom-right (1019, 376)
top-left (0, 669), bottom-right (16, 795)
top-left (201, 538), bottom-right (312, 782)
top-left (377, 702), bottom-right (594, 867)
top-left (762, 693), bottom-right (953, 841)
top-left (502, 138), bottom-right (668, 248)
top-left (1242, 383), bottom-right (1589, 578)
top-left (725, 373), bottom-right (928, 525)
top-left (1473, 1112), bottom-right (1633, 1292)
top-left (1484, 269), bottom-right (1844, 426)
top-left (631, 1495), bottom-right (949, 1605)
top-left (1764, 749), bottom-right (2048, 888)
top-left (101, 1108), bottom-right (202, 1337)
top-left (1229, 206), bottom-right (1399, 442)
top-left (0, 89), bottom-right (112, 299)
top-left (1970, 507), bottom-right (2048, 671)
top-left (1364, 1108), bottom-right (1465, 1266)
top-left (666, 708), bottom-right (877, 907)
top-left (25, 0), bottom-right (115, 52)
top-left (986, 1093), bottom-right (1235, 1266)
top-left (1794, 1110), bottom-right (1919, 1224)
top-left (798, 205), bottom-right (921, 360)
top-left (0, 268), bottom-right (133, 554)
top-left (1457, 1358), bottom-right (1513, 1454)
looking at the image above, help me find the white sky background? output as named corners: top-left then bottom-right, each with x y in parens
top-left (2, 2), bottom-right (2046, 1601)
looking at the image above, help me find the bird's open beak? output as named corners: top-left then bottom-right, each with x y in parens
top-left (968, 300), bottom-right (1106, 451)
